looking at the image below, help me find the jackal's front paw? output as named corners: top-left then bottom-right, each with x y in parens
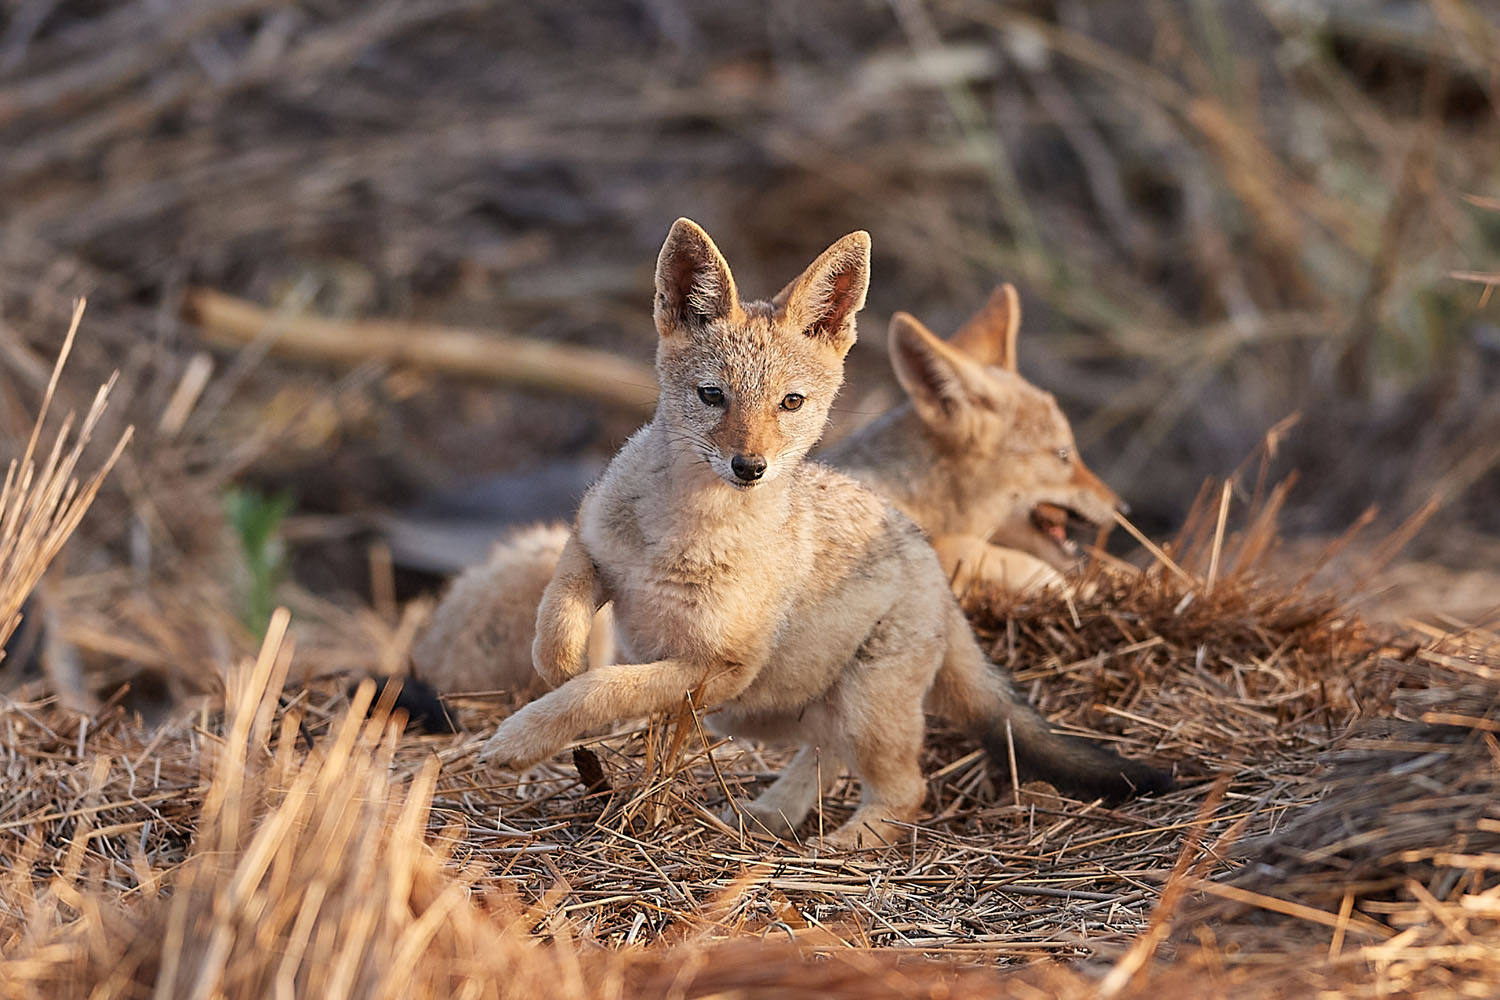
top-left (531, 628), bottom-right (593, 689)
top-left (530, 650), bottom-right (581, 690)
top-left (479, 705), bottom-right (563, 769)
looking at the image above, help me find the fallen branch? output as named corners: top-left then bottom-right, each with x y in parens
top-left (182, 287), bottom-right (658, 415)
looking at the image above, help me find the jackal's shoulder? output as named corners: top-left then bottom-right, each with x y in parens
top-left (790, 460), bottom-right (926, 552)
top-left (791, 459), bottom-right (878, 509)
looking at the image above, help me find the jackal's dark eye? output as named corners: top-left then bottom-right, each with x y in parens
top-left (697, 385), bottom-right (725, 407)
top-left (1056, 447), bottom-right (1071, 462)
top-left (780, 393), bottom-right (805, 411)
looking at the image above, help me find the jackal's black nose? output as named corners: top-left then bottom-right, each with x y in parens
top-left (730, 453), bottom-right (767, 482)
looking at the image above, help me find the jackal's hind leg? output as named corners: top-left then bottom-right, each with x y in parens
top-left (816, 702), bottom-right (926, 850)
top-left (731, 745), bottom-right (843, 840)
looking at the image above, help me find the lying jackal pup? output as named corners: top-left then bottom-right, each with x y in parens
top-left (480, 219), bottom-right (1170, 847)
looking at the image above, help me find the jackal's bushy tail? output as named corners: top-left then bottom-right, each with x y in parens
top-left (931, 605), bottom-right (1173, 803)
top-left (410, 522), bottom-right (574, 696)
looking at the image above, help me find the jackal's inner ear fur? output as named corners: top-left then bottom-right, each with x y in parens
top-left (772, 231), bottom-right (871, 354)
top-left (889, 312), bottom-right (986, 432)
top-left (654, 218), bottom-right (739, 334)
top-left (949, 284), bottom-right (1021, 371)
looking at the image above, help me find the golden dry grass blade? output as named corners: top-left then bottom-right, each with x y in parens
top-left (1112, 508), bottom-right (1196, 587)
top-left (0, 302), bottom-right (133, 655)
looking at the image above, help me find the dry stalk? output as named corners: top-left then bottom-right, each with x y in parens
top-left (0, 300), bottom-right (132, 654)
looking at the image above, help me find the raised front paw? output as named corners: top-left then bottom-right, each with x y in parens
top-left (531, 639), bottom-right (587, 690)
top-left (532, 657), bottom-right (581, 690)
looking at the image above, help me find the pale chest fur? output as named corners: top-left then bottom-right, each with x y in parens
top-left (578, 468), bottom-right (797, 665)
top-left (576, 437), bottom-right (900, 694)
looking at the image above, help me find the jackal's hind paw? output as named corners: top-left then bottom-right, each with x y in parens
top-left (808, 807), bottom-right (913, 853)
top-left (807, 826), bottom-right (880, 853)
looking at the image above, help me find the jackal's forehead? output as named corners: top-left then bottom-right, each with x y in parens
top-left (1005, 380), bottom-right (1071, 449)
top-left (658, 306), bottom-right (846, 400)
top-left (960, 365), bottom-right (1072, 452)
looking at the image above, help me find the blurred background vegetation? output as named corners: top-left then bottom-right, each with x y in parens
top-left (0, 1), bottom-right (1496, 684)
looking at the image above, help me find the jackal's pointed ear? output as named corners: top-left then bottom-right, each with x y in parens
top-left (654, 218), bottom-right (739, 336)
top-left (889, 311), bottom-right (989, 434)
top-left (949, 284), bottom-right (1020, 370)
top-left (772, 231), bottom-right (871, 355)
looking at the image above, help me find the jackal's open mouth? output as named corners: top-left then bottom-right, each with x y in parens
top-left (1030, 503), bottom-right (1098, 558)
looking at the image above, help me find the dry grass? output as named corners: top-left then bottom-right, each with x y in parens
top-left (1, 0), bottom-right (1496, 545)
top-left (0, 303), bottom-right (132, 657)
top-left (4, 478), bottom-right (1499, 996)
top-left (0, 611), bottom-right (1028, 999)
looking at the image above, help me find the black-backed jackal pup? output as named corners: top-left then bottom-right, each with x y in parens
top-left (827, 284), bottom-right (1125, 596)
top-left (414, 287), bottom-right (1125, 697)
top-left (478, 219), bottom-right (1170, 848)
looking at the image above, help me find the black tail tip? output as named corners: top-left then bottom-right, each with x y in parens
top-left (985, 731), bottom-right (1174, 805)
top-left (353, 676), bottom-right (459, 734)
top-left (1039, 756), bottom-right (1175, 806)
top-left (1114, 759), bottom-right (1175, 801)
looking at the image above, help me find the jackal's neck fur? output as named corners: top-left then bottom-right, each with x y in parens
top-left (620, 421), bottom-right (796, 546)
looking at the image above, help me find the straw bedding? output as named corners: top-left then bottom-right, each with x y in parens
top-left (2, 2), bottom-right (1498, 992)
top-left (4, 508), bottom-right (1497, 997)
top-left (1, 326), bottom-right (1493, 996)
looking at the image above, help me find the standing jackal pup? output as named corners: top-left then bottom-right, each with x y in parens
top-left (480, 220), bottom-right (1170, 847)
